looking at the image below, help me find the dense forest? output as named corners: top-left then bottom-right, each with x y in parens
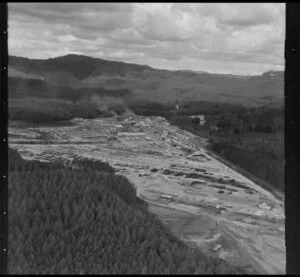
top-left (8, 148), bottom-right (238, 274)
top-left (9, 96), bottom-right (127, 123)
top-left (210, 141), bottom-right (284, 190)
top-left (208, 106), bottom-right (284, 191)
top-left (8, 76), bottom-right (130, 123)
top-left (9, 77), bottom-right (131, 100)
top-left (167, 105), bottom-right (284, 191)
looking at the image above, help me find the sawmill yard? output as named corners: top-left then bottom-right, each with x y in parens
top-left (9, 114), bottom-right (285, 274)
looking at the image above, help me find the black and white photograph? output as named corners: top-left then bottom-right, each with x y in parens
top-left (4, 2), bottom-right (287, 274)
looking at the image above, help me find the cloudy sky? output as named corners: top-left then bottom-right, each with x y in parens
top-left (8, 3), bottom-right (285, 75)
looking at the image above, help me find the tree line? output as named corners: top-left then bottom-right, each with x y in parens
top-left (210, 142), bottom-right (284, 190)
top-left (167, 105), bottom-right (284, 191)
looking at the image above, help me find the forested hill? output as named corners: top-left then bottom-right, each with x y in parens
top-left (9, 54), bottom-right (284, 107)
top-left (8, 148), bottom-right (240, 274)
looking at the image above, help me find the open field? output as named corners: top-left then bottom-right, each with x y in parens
top-left (9, 115), bottom-right (285, 274)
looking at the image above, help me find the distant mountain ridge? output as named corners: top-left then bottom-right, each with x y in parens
top-left (9, 54), bottom-right (153, 80)
top-left (8, 54), bottom-right (284, 107)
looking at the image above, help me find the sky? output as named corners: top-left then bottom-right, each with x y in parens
top-left (8, 3), bottom-right (285, 75)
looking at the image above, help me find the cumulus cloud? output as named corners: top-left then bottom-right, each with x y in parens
top-left (133, 3), bottom-right (194, 41)
top-left (216, 4), bottom-right (279, 27)
top-left (8, 3), bottom-right (285, 75)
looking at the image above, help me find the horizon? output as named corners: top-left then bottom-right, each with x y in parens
top-left (8, 3), bottom-right (285, 75)
top-left (9, 53), bottom-right (284, 77)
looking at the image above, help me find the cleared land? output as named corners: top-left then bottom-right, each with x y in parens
top-left (9, 115), bottom-right (285, 274)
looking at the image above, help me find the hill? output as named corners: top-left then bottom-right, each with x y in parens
top-left (9, 54), bottom-right (284, 107)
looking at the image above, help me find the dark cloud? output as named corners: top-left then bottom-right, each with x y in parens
top-left (9, 3), bottom-right (132, 19)
top-left (9, 3), bottom-right (133, 34)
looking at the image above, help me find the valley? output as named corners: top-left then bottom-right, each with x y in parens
top-left (9, 114), bottom-right (285, 274)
